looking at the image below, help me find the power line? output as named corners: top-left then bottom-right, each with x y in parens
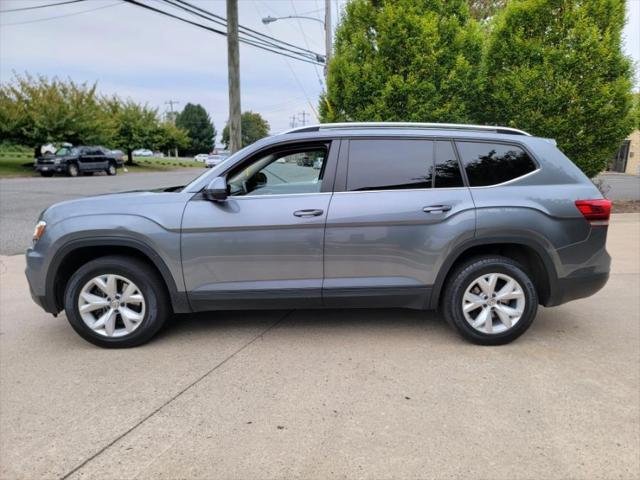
top-left (160, 0), bottom-right (322, 61)
top-left (169, 0), bottom-right (324, 60)
top-left (253, 0), bottom-right (319, 119)
top-left (0, 0), bottom-right (85, 13)
top-left (0, 1), bottom-right (122, 26)
top-left (290, 0), bottom-right (325, 88)
top-left (122, 0), bottom-right (324, 66)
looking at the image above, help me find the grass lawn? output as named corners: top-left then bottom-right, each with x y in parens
top-left (0, 146), bottom-right (204, 177)
top-left (0, 145), bottom-right (35, 177)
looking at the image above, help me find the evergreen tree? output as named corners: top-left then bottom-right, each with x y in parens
top-left (480, 0), bottom-right (635, 177)
top-left (320, 0), bottom-right (483, 123)
top-left (175, 103), bottom-right (216, 155)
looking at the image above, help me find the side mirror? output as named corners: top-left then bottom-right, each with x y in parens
top-left (204, 177), bottom-right (228, 202)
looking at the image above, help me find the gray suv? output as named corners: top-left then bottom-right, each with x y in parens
top-left (25, 123), bottom-right (612, 348)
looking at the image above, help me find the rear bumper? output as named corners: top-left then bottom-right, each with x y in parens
top-left (547, 271), bottom-right (609, 307)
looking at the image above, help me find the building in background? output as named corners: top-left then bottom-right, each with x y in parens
top-left (610, 130), bottom-right (640, 174)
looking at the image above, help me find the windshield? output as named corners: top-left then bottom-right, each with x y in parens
top-left (56, 147), bottom-right (77, 156)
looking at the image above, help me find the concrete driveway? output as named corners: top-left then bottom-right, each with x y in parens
top-left (0, 215), bottom-right (638, 480)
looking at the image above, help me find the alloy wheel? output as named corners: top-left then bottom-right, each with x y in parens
top-left (78, 274), bottom-right (146, 337)
top-left (462, 273), bottom-right (525, 334)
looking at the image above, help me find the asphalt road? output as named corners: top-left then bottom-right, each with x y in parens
top-left (0, 214), bottom-right (638, 479)
top-left (597, 173), bottom-right (640, 200)
top-left (0, 170), bottom-right (203, 255)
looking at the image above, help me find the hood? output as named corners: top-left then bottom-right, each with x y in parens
top-left (41, 189), bottom-right (191, 227)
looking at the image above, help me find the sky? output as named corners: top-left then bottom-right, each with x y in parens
top-left (1, 0), bottom-right (639, 148)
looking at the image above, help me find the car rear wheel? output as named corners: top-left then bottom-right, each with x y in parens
top-left (442, 255), bottom-right (538, 345)
top-left (106, 163), bottom-right (117, 176)
top-left (67, 164), bottom-right (79, 177)
top-left (64, 255), bottom-right (170, 348)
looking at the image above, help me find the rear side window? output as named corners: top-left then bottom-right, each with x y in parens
top-left (434, 140), bottom-right (464, 188)
top-left (347, 139), bottom-right (433, 191)
top-left (456, 141), bottom-right (537, 187)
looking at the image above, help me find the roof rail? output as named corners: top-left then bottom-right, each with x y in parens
top-left (282, 122), bottom-right (531, 136)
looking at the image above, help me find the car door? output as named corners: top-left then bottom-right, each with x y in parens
top-left (323, 137), bottom-right (476, 309)
top-left (181, 140), bottom-right (339, 311)
top-left (78, 147), bottom-right (99, 171)
top-left (95, 147), bottom-right (110, 170)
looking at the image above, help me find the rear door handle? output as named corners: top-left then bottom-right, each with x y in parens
top-left (423, 205), bottom-right (452, 213)
top-left (293, 209), bottom-right (324, 217)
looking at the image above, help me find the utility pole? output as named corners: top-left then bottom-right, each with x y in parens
top-left (324, 0), bottom-right (331, 79)
top-left (227, 0), bottom-right (242, 153)
top-left (290, 115), bottom-right (298, 128)
top-left (165, 100), bottom-right (180, 157)
top-left (165, 100), bottom-right (180, 123)
top-left (298, 111), bottom-right (309, 126)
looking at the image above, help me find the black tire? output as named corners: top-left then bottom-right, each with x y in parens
top-left (64, 255), bottom-right (170, 348)
top-left (106, 163), bottom-right (117, 176)
top-left (441, 255), bottom-right (538, 345)
top-left (67, 163), bottom-right (79, 177)
top-left (40, 171), bottom-right (54, 177)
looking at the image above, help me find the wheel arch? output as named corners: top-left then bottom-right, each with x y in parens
top-left (430, 237), bottom-right (559, 309)
top-left (46, 237), bottom-right (190, 314)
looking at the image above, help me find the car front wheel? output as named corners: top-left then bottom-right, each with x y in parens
top-left (442, 255), bottom-right (538, 345)
top-left (64, 255), bottom-right (170, 348)
top-left (106, 163), bottom-right (117, 175)
top-left (67, 164), bottom-right (79, 177)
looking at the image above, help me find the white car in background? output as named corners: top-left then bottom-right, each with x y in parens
top-left (133, 149), bottom-right (154, 157)
top-left (205, 155), bottom-right (227, 168)
top-left (194, 154), bottom-right (209, 162)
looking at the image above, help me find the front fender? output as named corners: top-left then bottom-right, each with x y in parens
top-left (37, 214), bottom-right (189, 314)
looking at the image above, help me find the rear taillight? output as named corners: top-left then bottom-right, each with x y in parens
top-left (575, 199), bottom-right (612, 226)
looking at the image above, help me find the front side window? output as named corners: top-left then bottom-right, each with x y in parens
top-left (456, 141), bottom-right (537, 187)
top-left (347, 139), bottom-right (434, 191)
top-left (228, 145), bottom-right (327, 196)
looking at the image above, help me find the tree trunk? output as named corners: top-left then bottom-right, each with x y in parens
top-left (126, 148), bottom-right (134, 165)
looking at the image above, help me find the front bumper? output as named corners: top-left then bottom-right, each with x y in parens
top-left (35, 163), bottom-right (65, 173)
top-left (25, 247), bottom-right (58, 314)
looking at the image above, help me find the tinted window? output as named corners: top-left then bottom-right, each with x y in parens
top-left (434, 140), bottom-right (464, 188)
top-left (228, 146), bottom-right (327, 196)
top-left (347, 139), bottom-right (433, 191)
top-left (456, 141), bottom-right (537, 187)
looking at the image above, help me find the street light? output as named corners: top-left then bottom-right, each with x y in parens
top-left (261, 6), bottom-right (332, 80)
top-left (261, 15), bottom-right (324, 26)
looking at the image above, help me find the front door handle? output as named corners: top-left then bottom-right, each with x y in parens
top-left (423, 205), bottom-right (452, 213)
top-left (293, 209), bottom-right (324, 217)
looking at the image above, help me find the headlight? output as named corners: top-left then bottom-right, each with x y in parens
top-left (33, 221), bottom-right (46, 243)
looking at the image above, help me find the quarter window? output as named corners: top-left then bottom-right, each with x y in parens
top-left (347, 139), bottom-right (433, 191)
top-left (456, 141), bottom-right (537, 187)
top-left (228, 145), bottom-right (327, 196)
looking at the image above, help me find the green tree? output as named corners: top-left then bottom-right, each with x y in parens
top-left (103, 97), bottom-right (160, 164)
top-left (479, 0), bottom-right (635, 177)
top-left (320, 0), bottom-right (483, 123)
top-left (0, 73), bottom-right (113, 146)
top-left (175, 103), bottom-right (216, 155)
top-left (154, 121), bottom-right (190, 155)
top-left (221, 111), bottom-right (270, 148)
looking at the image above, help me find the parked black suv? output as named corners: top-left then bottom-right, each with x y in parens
top-left (35, 146), bottom-right (123, 177)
